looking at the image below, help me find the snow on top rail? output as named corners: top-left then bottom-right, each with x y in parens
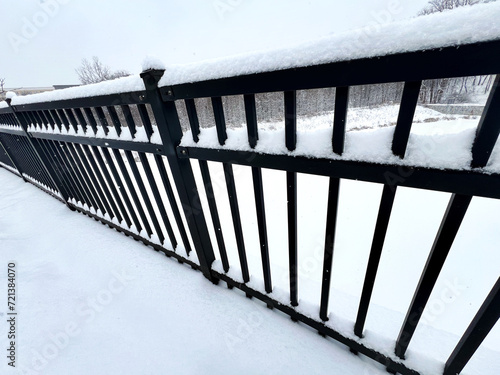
top-left (159, 2), bottom-right (500, 87)
top-left (2, 2), bottom-right (499, 108)
top-left (9, 75), bottom-right (145, 107)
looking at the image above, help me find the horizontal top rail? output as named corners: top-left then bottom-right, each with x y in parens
top-left (10, 91), bottom-right (148, 112)
top-left (160, 40), bottom-right (500, 100)
top-left (6, 75), bottom-right (145, 109)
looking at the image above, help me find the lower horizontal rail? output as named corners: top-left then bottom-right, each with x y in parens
top-left (179, 146), bottom-right (500, 199)
top-left (30, 131), bottom-right (164, 155)
top-left (24, 176), bottom-right (66, 203)
top-left (212, 270), bottom-right (420, 375)
top-left (67, 201), bottom-right (200, 271)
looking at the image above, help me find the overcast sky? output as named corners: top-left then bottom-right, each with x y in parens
top-left (0, 0), bottom-right (430, 88)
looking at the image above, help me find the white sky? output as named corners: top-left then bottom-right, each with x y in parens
top-left (0, 0), bottom-right (430, 88)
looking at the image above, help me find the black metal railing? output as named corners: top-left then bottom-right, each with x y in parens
top-left (1, 39), bottom-right (499, 375)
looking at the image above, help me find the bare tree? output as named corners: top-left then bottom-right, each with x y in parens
top-left (418, 0), bottom-right (484, 15)
top-left (76, 56), bottom-right (130, 85)
top-left (0, 78), bottom-right (5, 93)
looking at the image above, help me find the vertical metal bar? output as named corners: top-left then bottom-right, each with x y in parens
top-left (44, 110), bottom-right (60, 132)
top-left (444, 277), bottom-right (500, 375)
top-left (138, 151), bottom-right (178, 247)
top-left (36, 111), bottom-right (50, 131)
top-left (53, 140), bottom-right (87, 203)
top-left (83, 108), bottom-right (98, 135)
top-left (94, 107), bottom-right (110, 136)
top-left (80, 144), bottom-right (117, 218)
top-left (44, 140), bottom-right (78, 199)
top-left (285, 90), bottom-right (298, 306)
top-left (211, 96), bottom-right (227, 145)
top-left (252, 166), bottom-right (272, 293)
top-left (23, 112), bottom-right (36, 131)
top-left (30, 111), bottom-right (44, 131)
top-left (56, 109), bottom-right (71, 132)
top-left (285, 91), bottom-right (297, 151)
top-left (64, 141), bottom-right (99, 209)
top-left (91, 146), bottom-right (129, 225)
top-left (137, 104), bottom-right (153, 139)
top-left (244, 92), bottom-right (271, 291)
top-left (39, 139), bottom-right (71, 194)
top-left (212, 91), bottom-right (248, 279)
top-left (198, 160), bottom-right (228, 270)
top-left (392, 81), bottom-right (422, 158)
top-left (319, 177), bottom-right (341, 321)
top-left (111, 148), bottom-right (148, 234)
top-left (50, 109), bottom-right (66, 132)
top-left (395, 193), bottom-right (473, 359)
top-left (244, 94), bottom-right (258, 148)
top-left (318, 87), bottom-right (348, 321)
top-left (100, 148), bottom-right (139, 228)
top-left (223, 162), bottom-right (250, 282)
top-left (153, 154), bottom-right (192, 253)
top-left (82, 144), bottom-right (120, 219)
top-left (121, 105), bottom-right (137, 137)
top-left (40, 110), bottom-right (55, 131)
top-left (106, 106), bottom-right (122, 136)
top-left (332, 86), bottom-right (349, 155)
top-left (64, 109), bottom-right (79, 133)
top-left (185, 99), bottom-right (200, 142)
top-left (354, 184), bottom-right (397, 337)
top-left (287, 171), bottom-right (298, 307)
top-left (471, 75), bottom-right (500, 168)
top-left (70, 143), bottom-right (107, 215)
top-left (58, 141), bottom-right (94, 207)
top-left (66, 144), bottom-right (101, 211)
top-left (141, 69), bottom-right (217, 282)
top-left (74, 108), bottom-right (88, 133)
top-left (123, 150), bottom-right (162, 238)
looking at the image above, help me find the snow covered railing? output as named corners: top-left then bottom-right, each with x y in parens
top-left (1, 37), bottom-right (500, 375)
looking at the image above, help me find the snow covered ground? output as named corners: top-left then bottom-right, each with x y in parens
top-left (1, 109), bottom-right (499, 374)
top-left (0, 167), bottom-right (390, 375)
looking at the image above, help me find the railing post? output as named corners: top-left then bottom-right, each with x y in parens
top-left (140, 69), bottom-right (217, 283)
top-left (6, 99), bottom-right (72, 206)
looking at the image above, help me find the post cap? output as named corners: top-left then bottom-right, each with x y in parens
top-left (140, 69), bottom-right (165, 90)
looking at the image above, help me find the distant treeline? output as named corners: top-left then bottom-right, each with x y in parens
top-left (175, 75), bottom-right (494, 128)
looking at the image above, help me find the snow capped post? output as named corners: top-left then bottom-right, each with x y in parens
top-left (140, 68), bottom-right (218, 283)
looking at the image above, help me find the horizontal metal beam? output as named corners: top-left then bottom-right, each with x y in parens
top-left (29, 131), bottom-right (164, 155)
top-left (179, 146), bottom-right (500, 199)
top-left (69, 201), bottom-right (199, 269)
top-left (0, 107), bottom-right (14, 115)
top-left (11, 91), bottom-right (148, 112)
top-left (162, 40), bottom-right (500, 100)
top-left (0, 127), bottom-right (25, 136)
top-left (212, 271), bottom-right (419, 375)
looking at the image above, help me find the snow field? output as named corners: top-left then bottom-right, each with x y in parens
top-left (7, 95), bottom-right (500, 373)
top-left (1, 167), bottom-right (392, 375)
